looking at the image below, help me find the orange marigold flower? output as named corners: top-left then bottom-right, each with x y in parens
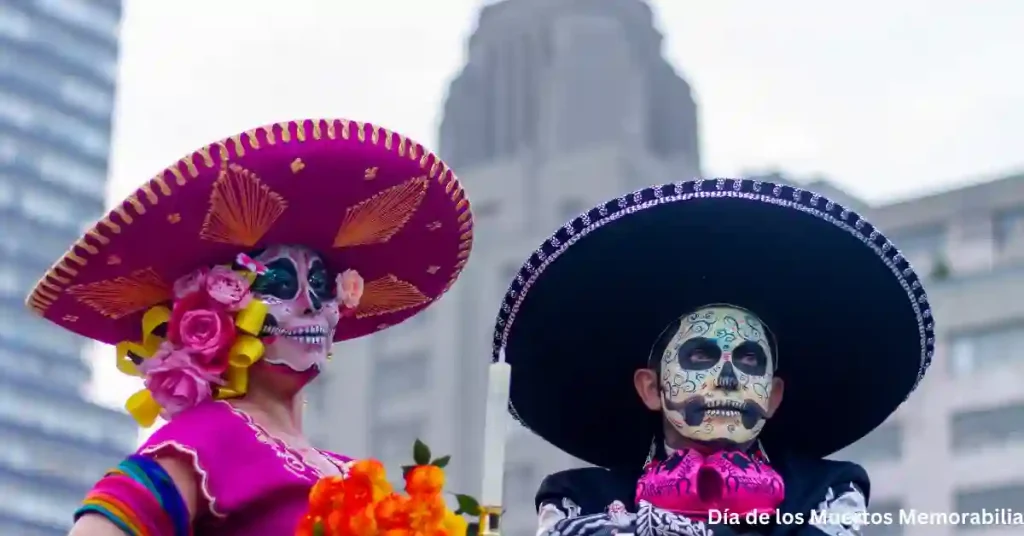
top-left (347, 504), bottom-right (378, 536)
top-left (350, 459), bottom-right (393, 501)
top-left (407, 493), bottom-right (447, 533)
top-left (295, 514), bottom-right (319, 536)
top-left (308, 475), bottom-right (347, 513)
top-left (405, 465), bottom-right (445, 496)
top-left (380, 530), bottom-right (414, 536)
top-left (326, 510), bottom-right (346, 534)
top-left (375, 492), bottom-right (412, 530)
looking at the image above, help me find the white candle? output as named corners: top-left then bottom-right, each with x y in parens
top-left (481, 359), bottom-right (511, 506)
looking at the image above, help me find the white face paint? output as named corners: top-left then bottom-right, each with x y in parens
top-left (659, 305), bottom-right (776, 446)
top-left (251, 245), bottom-right (341, 372)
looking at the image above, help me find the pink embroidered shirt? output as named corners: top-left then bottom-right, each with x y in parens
top-left (138, 400), bottom-right (351, 535)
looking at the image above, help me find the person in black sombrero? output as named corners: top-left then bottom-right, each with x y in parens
top-left (491, 179), bottom-right (934, 536)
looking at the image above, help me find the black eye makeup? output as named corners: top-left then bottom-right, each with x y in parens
top-left (307, 259), bottom-right (333, 300)
top-left (677, 337), bottom-right (722, 371)
top-left (731, 341), bottom-right (768, 376)
top-left (251, 258), bottom-right (300, 300)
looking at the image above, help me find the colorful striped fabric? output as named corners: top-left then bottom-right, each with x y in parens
top-left (75, 454), bottom-right (191, 536)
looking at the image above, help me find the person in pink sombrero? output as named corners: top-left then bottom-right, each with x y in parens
top-left (30, 118), bottom-right (473, 536)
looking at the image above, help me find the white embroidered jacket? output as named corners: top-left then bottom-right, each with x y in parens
top-left (537, 479), bottom-right (868, 536)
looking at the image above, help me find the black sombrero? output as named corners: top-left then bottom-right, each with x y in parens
top-left (492, 179), bottom-right (934, 469)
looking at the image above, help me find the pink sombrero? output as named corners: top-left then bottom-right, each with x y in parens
top-left (26, 119), bottom-right (473, 345)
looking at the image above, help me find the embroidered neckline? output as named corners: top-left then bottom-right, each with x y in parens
top-left (220, 401), bottom-right (348, 480)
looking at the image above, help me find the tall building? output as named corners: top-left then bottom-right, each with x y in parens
top-left (0, 1), bottom-right (137, 533)
top-left (306, 0), bottom-right (701, 534)
top-left (824, 172), bottom-right (1024, 536)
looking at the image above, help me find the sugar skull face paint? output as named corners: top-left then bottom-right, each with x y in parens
top-left (659, 305), bottom-right (776, 446)
top-left (251, 245), bottom-right (341, 373)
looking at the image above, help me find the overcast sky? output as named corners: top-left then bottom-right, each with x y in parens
top-left (92, 0), bottom-right (1024, 407)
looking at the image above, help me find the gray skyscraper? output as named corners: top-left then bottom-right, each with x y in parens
top-left (0, 1), bottom-right (136, 533)
top-left (306, 1), bottom-right (701, 534)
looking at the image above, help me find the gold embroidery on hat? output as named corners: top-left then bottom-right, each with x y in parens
top-left (200, 163), bottom-right (288, 246)
top-left (290, 158), bottom-right (305, 173)
top-left (354, 274), bottom-right (430, 318)
top-left (66, 267), bottom-right (170, 319)
top-left (364, 167), bottom-right (378, 180)
top-left (333, 176), bottom-right (429, 248)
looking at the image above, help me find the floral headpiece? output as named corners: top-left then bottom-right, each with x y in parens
top-left (115, 253), bottom-right (364, 426)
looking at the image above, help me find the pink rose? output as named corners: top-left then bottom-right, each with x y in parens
top-left (140, 344), bottom-right (219, 418)
top-left (336, 269), bottom-right (364, 309)
top-left (235, 252), bottom-right (267, 275)
top-left (173, 267), bottom-right (209, 299)
top-left (168, 296), bottom-right (236, 374)
top-left (205, 265), bottom-right (251, 310)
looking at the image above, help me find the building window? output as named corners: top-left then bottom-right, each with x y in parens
top-left (0, 427), bottom-right (117, 488)
top-left (371, 351), bottom-right (430, 401)
top-left (950, 403), bottom-right (1024, 452)
top-left (0, 344), bottom-right (87, 392)
top-left (0, 304), bottom-right (87, 369)
top-left (20, 185), bottom-right (100, 230)
top-left (0, 382), bottom-right (135, 451)
top-left (370, 419), bottom-right (426, 470)
top-left (890, 225), bottom-right (946, 255)
top-left (0, 473), bottom-right (81, 528)
top-left (0, 8), bottom-right (33, 41)
top-left (949, 324), bottom-right (1024, 376)
top-left (833, 422), bottom-right (902, 462)
top-left (60, 77), bottom-right (114, 117)
top-left (0, 265), bottom-right (18, 297)
top-left (995, 207), bottom-right (1024, 247)
top-left (35, 0), bottom-right (121, 38)
top-left (36, 149), bottom-right (106, 195)
top-left (864, 500), bottom-right (902, 536)
top-left (0, 89), bottom-right (110, 159)
top-left (954, 484), bottom-right (1024, 527)
top-left (0, 173), bottom-right (16, 207)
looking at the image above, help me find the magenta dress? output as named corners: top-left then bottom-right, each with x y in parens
top-left (138, 400), bottom-right (351, 535)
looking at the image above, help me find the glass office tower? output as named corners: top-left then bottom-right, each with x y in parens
top-left (0, 0), bottom-right (137, 533)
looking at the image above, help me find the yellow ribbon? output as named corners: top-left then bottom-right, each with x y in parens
top-left (117, 271), bottom-right (272, 424)
top-left (125, 389), bottom-right (161, 427)
top-left (115, 306), bottom-right (171, 376)
top-left (216, 300), bottom-right (268, 399)
top-left (216, 364), bottom-right (250, 399)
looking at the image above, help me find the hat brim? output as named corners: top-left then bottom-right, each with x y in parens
top-left (493, 180), bottom-right (933, 468)
top-left (27, 119), bottom-right (473, 345)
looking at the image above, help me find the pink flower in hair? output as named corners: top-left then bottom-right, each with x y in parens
top-left (236, 252), bottom-right (267, 275)
top-left (140, 343), bottom-right (220, 419)
top-left (205, 265), bottom-right (252, 310)
top-left (167, 292), bottom-right (236, 374)
top-left (172, 267), bottom-right (209, 299)
top-left (336, 269), bottom-right (364, 309)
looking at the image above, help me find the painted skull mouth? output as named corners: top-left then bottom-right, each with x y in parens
top-left (667, 397), bottom-right (767, 430)
top-left (263, 324), bottom-right (328, 345)
top-left (700, 399), bottom-right (746, 418)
